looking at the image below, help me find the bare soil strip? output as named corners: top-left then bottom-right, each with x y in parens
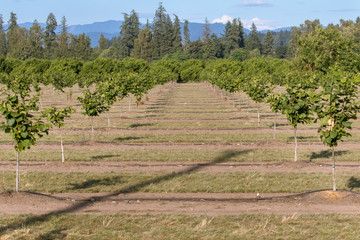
top-left (1, 161), bottom-right (360, 173)
top-left (1, 191), bottom-right (359, 215)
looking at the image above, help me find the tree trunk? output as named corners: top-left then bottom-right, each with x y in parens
top-left (294, 126), bottom-right (298, 162)
top-left (129, 99), bottom-right (131, 112)
top-left (90, 117), bottom-right (94, 141)
top-left (107, 113), bottom-right (110, 128)
top-left (273, 112), bottom-right (277, 140)
top-left (16, 151), bottom-right (19, 192)
top-left (332, 146), bottom-right (336, 191)
top-left (60, 128), bottom-right (65, 163)
top-left (257, 104), bottom-right (260, 127)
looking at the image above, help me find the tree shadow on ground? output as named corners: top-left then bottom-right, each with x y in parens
top-left (0, 149), bottom-right (249, 236)
top-left (37, 228), bottom-right (68, 240)
top-left (347, 177), bottom-right (360, 190)
top-left (309, 150), bottom-right (348, 161)
top-left (286, 136), bottom-right (316, 142)
top-left (115, 136), bottom-right (142, 142)
top-left (66, 176), bottom-right (123, 191)
top-left (129, 123), bottom-right (154, 128)
top-left (91, 154), bottom-right (122, 160)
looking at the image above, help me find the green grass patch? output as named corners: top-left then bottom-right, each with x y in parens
top-left (0, 148), bottom-right (358, 163)
top-left (1, 171), bottom-right (359, 193)
top-left (1, 213), bottom-right (360, 239)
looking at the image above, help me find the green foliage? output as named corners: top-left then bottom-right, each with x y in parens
top-left (314, 69), bottom-right (360, 147)
top-left (0, 92), bottom-right (49, 152)
top-left (77, 88), bottom-right (112, 117)
top-left (180, 59), bottom-right (205, 82)
top-left (43, 106), bottom-right (74, 128)
top-left (204, 59), bottom-right (243, 92)
top-left (149, 59), bottom-right (180, 84)
top-left (297, 25), bottom-right (360, 73)
top-left (45, 58), bottom-right (83, 90)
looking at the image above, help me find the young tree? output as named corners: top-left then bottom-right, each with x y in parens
top-left (314, 70), bottom-right (360, 191)
top-left (0, 71), bottom-right (50, 192)
top-left (43, 106), bottom-right (74, 162)
top-left (274, 72), bottom-right (317, 161)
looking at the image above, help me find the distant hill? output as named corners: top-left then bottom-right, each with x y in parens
top-left (5, 20), bottom-right (292, 47)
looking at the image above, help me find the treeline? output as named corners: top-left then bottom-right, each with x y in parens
top-left (4, 3), bottom-right (359, 62)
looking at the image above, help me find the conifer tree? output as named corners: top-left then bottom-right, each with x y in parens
top-left (132, 28), bottom-right (152, 61)
top-left (98, 33), bottom-right (108, 51)
top-left (247, 22), bottom-right (262, 53)
top-left (201, 19), bottom-right (216, 60)
top-left (0, 14), bottom-right (6, 56)
top-left (223, 18), bottom-right (245, 56)
top-left (119, 10), bottom-right (140, 58)
top-left (183, 20), bottom-right (191, 51)
top-left (69, 33), bottom-right (92, 60)
top-left (6, 12), bottom-right (24, 59)
top-left (44, 13), bottom-right (58, 58)
top-left (57, 16), bottom-right (69, 57)
top-left (172, 14), bottom-right (182, 52)
top-left (28, 19), bottom-right (44, 58)
top-left (262, 31), bottom-right (275, 56)
top-left (152, 2), bottom-right (168, 59)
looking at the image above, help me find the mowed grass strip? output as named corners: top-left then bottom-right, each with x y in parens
top-left (1, 148), bottom-right (359, 163)
top-left (1, 214), bottom-right (360, 239)
top-left (1, 171), bottom-right (359, 193)
top-left (0, 131), bottom-right (324, 144)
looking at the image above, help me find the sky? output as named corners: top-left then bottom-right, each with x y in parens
top-left (1, 0), bottom-right (360, 30)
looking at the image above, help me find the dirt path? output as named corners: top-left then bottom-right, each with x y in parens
top-left (1, 191), bottom-right (360, 215)
top-left (1, 161), bottom-right (360, 173)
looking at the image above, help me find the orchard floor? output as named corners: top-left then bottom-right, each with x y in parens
top-left (1, 82), bottom-right (360, 238)
top-left (1, 190), bottom-right (360, 215)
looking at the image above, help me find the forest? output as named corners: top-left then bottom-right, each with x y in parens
top-left (1, 3), bottom-right (358, 62)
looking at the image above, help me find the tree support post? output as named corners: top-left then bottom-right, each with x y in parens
top-left (332, 146), bottom-right (336, 191)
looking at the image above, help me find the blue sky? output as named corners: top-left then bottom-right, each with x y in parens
top-left (1, 0), bottom-right (360, 30)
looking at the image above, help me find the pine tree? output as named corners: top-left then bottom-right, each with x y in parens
top-left (202, 17), bottom-right (211, 40)
top-left (119, 10), bottom-right (140, 58)
top-left (183, 20), bottom-right (191, 51)
top-left (6, 12), bottom-right (23, 58)
top-left (69, 33), bottom-right (92, 61)
top-left (223, 18), bottom-right (245, 56)
top-left (132, 28), bottom-right (152, 61)
top-left (28, 19), bottom-right (44, 58)
top-left (172, 14), bottom-right (182, 52)
top-left (98, 33), bottom-right (108, 51)
top-left (0, 14), bottom-right (6, 56)
top-left (262, 31), bottom-right (274, 56)
top-left (44, 13), bottom-right (58, 58)
top-left (57, 16), bottom-right (69, 57)
top-left (201, 18), bottom-right (215, 59)
top-left (246, 22), bottom-right (262, 53)
top-left (152, 2), bottom-right (168, 59)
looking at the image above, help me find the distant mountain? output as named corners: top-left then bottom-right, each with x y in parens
top-left (4, 21), bottom-right (292, 47)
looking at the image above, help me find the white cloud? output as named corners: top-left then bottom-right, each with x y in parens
top-left (242, 17), bottom-right (279, 31)
top-left (212, 15), bottom-right (234, 24)
top-left (239, 0), bottom-right (273, 7)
